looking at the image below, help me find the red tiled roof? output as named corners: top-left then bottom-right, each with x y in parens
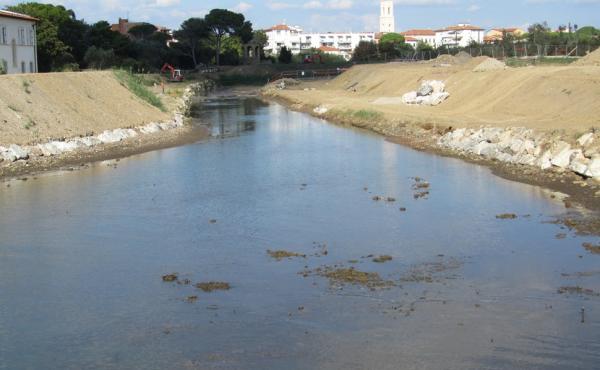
top-left (318, 45), bottom-right (340, 52)
top-left (266, 24), bottom-right (293, 32)
top-left (436, 25), bottom-right (484, 32)
top-left (491, 28), bottom-right (520, 33)
top-left (0, 10), bottom-right (38, 22)
top-left (402, 29), bottom-right (435, 36)
top-left (404, 36), bottom-right (418, 42)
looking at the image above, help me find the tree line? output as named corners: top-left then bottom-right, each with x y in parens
top-left (352, 23), bottom-right (600, 62)
top-left (6, 2), bottom-right (264, 72)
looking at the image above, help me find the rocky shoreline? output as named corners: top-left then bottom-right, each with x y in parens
top-left (263, 92), bottom-right (600, 213)
top-left (0, 80), bottom-right (214, 180)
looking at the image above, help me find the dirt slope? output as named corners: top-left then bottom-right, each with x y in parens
top-left (272, 60), bottom-right (600, 132)
top-left (0, 71), bottom-right (169, 145)
top-left (575, 48), bottom-right (600, 66)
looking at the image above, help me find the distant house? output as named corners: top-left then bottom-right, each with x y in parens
top-left (264, 23), bottom-right (375, 60)
top-left (484, 28), bottom-right (526, 44)
top-left (110, 18), bottom-right (173, 44)
top-left (401, 29), bottom-right (436, 48)
top-left (0, 10), bottom-right (38, 74)
top-left (435, 24), bottom-right (485, 48)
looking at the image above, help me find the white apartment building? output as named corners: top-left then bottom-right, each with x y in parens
top-left (434, 24), bottom-right (484, 48)
top-left (401, 29), bottom-right (436, 48)
top-left (264, 24), bottom-right (375, 60)
top-left (0, 10), bottom-right (38, 74)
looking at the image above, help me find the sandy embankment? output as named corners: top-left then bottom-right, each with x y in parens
top-left (263, 52), bottom-right (600, 210)
top-left (0, 71), bottom-right (212, 179)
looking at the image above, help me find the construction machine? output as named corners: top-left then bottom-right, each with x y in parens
top-left (160, 63), bottom-right (184, 82)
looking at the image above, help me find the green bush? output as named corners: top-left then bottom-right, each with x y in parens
top-left (0, 60), bottom-right (6, 75)
top-left (113, 69), bottom-right (165, 111)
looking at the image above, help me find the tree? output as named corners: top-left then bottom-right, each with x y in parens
top-left (84, 46), bottom-right (115, 69)
top-left (352, 41), bottom-right (378, 62)
top-left (380, 33), bottom-right (405, 45)
top-left (173, 18), bottom-right (209, 68)
top-left (278, 46), bottom-right (292, 64)
top-left (378, 33), bottom-right (413, 58)
top-left (204, 9), bottom-right (249, 65)
top-left (252, 30), bottom-right (268, 48)
top-left (128, 23), bottom-right (158, 40)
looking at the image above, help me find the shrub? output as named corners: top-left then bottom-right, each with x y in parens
top-left (84, 46), bottom-right (116, 70)
top-left (278, 46), bottom-right (292, 64)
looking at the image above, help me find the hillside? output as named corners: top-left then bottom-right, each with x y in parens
top-left (0, 71), bottom-right (170, 146)
top-left (270, 58), bottom-right (600, 132)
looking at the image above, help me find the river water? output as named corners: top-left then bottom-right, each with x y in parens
top-left (1, 97), bottom-right (599, 370)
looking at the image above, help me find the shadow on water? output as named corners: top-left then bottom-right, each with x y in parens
top-left (0, 97), bottom-right (599, 370)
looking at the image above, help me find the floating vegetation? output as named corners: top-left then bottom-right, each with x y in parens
top-left (582, 243), bottom-right (600, 254)
top-left (496, 214), bottom-right (518, 220)
top-left (195, 282), bottom-right (231, 292)
top-left (267, 249), bottom-right (307, 260)
top-left (373, 255), bottom-right (393, 263)
top-left (557, 286), bottom-right (599, 296)
top-left (162, 273), bottom-right (178, 282)
top-left (303, 265), bottom-right (394, 289)
top-left (186, 296), bottom-right (198, 303)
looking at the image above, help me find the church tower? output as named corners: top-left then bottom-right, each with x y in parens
top-left (379, 0), bottom-right (395, 33)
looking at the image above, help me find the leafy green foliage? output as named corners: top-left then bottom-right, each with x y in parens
top-left (173, 18), bottom-right (209, 68)
top-left (352, 41), bottom-right (378, 62)
top-left (84, 46), bottom-right (116, 69)
top-left (205, 9), bottom-right (251, 65)
top-left (128, 23), bottom-right (158, 40)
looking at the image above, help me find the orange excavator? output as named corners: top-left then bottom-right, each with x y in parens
top-left (160, 63), bottom-right (184, 82)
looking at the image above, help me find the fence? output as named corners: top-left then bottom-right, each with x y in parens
top-left (355, 43), bottom-right (600, 64)
top-left (269, 68), bottom-right (348, 82)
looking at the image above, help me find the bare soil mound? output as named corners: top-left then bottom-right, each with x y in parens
top-left (473, 58), bottom-right (507, 72)
top-left (576, 48), bottom-right (600, 66)
top-left (0, 71), bottom-right (169, 146)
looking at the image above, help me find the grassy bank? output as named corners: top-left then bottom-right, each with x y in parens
top-left (113, 70), bottom-right (165, 111)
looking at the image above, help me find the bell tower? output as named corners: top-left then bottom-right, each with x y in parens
top-left (379, 0), bottom-right (395, 33)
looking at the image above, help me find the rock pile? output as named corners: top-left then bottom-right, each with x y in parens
top-left (0, 82), bottom-right (207, 164)
top-left (438, 127), bottom-right (600, 180)
top-left (402, 80), bottom-right (450, 106)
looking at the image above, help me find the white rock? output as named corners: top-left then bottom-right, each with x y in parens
top-left (313, 106), bottom-right (329, 115)
top-left (425, 92), bottom-right (450, 106)
top-left (550, 142), bottom-right (573, 168)
top-left (37, 143), bottom-right (61, 156)
top-left (539, 151), bottom-right (553, 170)
top-left (8, 144), bottom-right (29, 160)
top-left (585, 157), bottom-right (600, 178)
top-left (423, 80), bottom-right (445, 94)
top-left (402, 91), bottom-right (418, 104)
top-left (577, 133), bottom-right (594, 147)
top-left (569, 155), bottom-right (590, 176)
top-left (75, 137), bottom-right (102, 147)
top-left (139, 122), bottom-right (162, 134)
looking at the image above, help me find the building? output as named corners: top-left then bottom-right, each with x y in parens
top-left (484, 28), bottom-right (526, 44)
top-left (379, 0), bottom-right (395, 34)
top-left (264, 24), bottom-right (375, 61)
top-left (0, 10), bottom-right (38, 74)
top-left (110, 18), bottom-right (172, 41)
top-left (401, 29), bottom-right (436, 48)
top-left (435, 24), bottom-right (485, 48)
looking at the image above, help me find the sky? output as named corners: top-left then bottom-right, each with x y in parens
top-left (2, 0), bottom-right (599, 32)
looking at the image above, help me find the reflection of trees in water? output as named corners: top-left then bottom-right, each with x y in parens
top-left (242, 98), bottom-right (268, 116)
top-left (192, 97), bottom-right (263, 138)
top-left (212, 120), bottom-right (256, 138)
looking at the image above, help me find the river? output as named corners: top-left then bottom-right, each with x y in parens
top-left (1, 96), bottom-right (599, 370)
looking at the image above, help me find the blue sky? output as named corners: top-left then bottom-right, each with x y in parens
top-left (2, 0), bottom-right (599, 32)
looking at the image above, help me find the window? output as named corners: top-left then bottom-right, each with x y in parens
top-left (21, 61), bottom-right (26, 73)
top-left (27, 29), bottom-right (34, 46)
top-left (11, 39), bottom-right (17, 67)
top-left (1, 25), bottom-right (6, 44)
top-left (29, 61), bottom-right (34, 73)
top-left (19, 27), bottom-right (26, 45)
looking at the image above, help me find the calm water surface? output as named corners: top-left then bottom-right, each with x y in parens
top-left (1, 97), bottom-right (599, 370)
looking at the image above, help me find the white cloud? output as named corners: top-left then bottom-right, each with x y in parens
top-left (327, 0), bottom-right (354, 9)
top-left (467, 4), bottom-right (481, 11)
top-left (233, 1), bottom-right (253, 12)
top-left (303, 1), bottom-right (324, 8)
